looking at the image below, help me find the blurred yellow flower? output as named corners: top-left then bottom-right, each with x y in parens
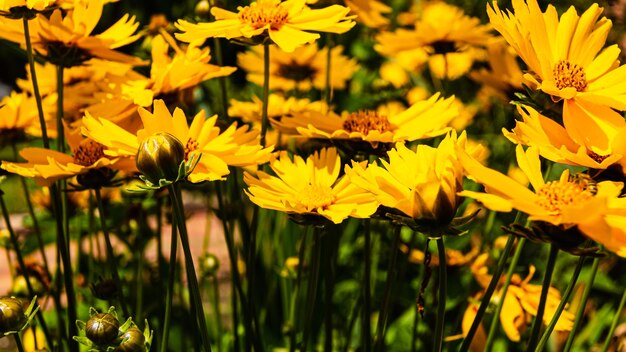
top-left (229, 93), bottom-right (324, 125)
top-left (274, 93), bottom-right (458, 146)
top-left (0, 91), bottom-right (54, 142)
top-left (81, 100), bottom-right (273, 183)
top-left (307, 0), bottom-right (391, 29)
top-left (459, 145), bottom-right (626, 257)
top-left (346, 131), bottom-right (481, 224)
top-left (375, 1), bottom-right (491, 79)
top-left (176, 0), bottom-right (355, 52)
top-left (488, 0), bottom-right (626, 157)
top-left (0, 0), bottom-right (53, 13)
top-left (244, 148), bottom-right (378, 224)
top-left (238, 44), bottom-right (358, 91)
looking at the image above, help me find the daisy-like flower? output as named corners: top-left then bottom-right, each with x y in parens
top-left (228, 94), bottom-right (324, 125)
top-left (0, 0), bottom-right (54, 16)
top-left (463, 254), bottom-right (574, 344)
top-left (458, 145), bottom-right (626, 257)
top-left (244, 147), bottom-right (378, 224)
top-left (81, 100), bottom-right (274, 183)
top-left (237, 44), bottom-right (358, 91)
top-left (0, 91), bottom-right (54, 144)
top-left (504, 105), bottom-right (626, 170)
top-left (488, 0), bottom-right (626, 155)
top-left (375, 1), bottom-right (491, 79)
top-left (307, 0), bottom-right (391, 29)
top-left (0, 0), bottom-right (143, 66)
top-left (273, 93), bottom-right (458, 147)
top-left (345, 131), bottom-right (481, 226)
top-left (1, 128), bottom-right (130, 186)
top-left (175, 0), bottom-right (356, 52)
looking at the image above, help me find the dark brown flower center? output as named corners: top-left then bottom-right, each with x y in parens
top-left (73, 140), bottom-right (106, 166)
top-left (342, 111), bottom-right (393, 135)
top-left (238, 0), bottom-right (289, 30)
top-left (185, 138), bottom-right (199, 161)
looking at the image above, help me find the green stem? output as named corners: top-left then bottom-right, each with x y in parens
top-left (14, 334), bottom-right (25, 352)
top-left (601, 283), bottom-right (626, 352)
top-left (259, 42), bottom-right (270, 147)
top-left (56, 65), bottom-right (65, 152)
top-left (22, 17), bottom-right (49, 149)
top-left (563, 255), bottom-right (600, 352)
top-left (135, 242), bottom-right (144, 320)
top-left (210, 274), bottom-right (223, 351)
top-left (484, 237), bottom-right (527, 351)
top-left (290, 226), bottom-right (309, 352)
top-left (324, 232), bottom-right (338, 352)
top-left (94, 188), bottom-right (129, 317)
top-left (373, 225), bottom-right (402, 351)
top-left (302, 227), bottom-right (323, 351)
top-left (362, 219), bottom-right (372, 352)
top-left (433, 238), bottom-right (447, 352)
top-left (0, 192), bottom-right (53, 350)
top-left (527, 245), bottom-right (559, 351)
top-left (207, 0), bottom-right (229, 121)
top-left (168, 184), bottom-right (212, 352)
top-left (160, 216), bottom-right (177, 352)
top-left (535, 253), bottom-right (586, 352)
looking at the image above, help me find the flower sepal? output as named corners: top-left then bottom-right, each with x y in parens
top-left (127, 153), bottom-right (201, 192)
top-left (385, 208), bottom-right (479, 238)
top-left (502, 222), bottom-right (605, 257)
top-left (287, 212), bottom-right (334, 227)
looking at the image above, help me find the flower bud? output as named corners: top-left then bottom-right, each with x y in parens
top-left (115, 327), bottom-right (145, 352)
top-left (85, 312), bottom-right (120, 345)
top-left (199, 253), bottom-right (220, 277)
top-left (0, 297), bottom-right (26, 333)
top-left (136, 133), bottom-right (185, 185)
top-left (195, 0), bottom-right (210, 17)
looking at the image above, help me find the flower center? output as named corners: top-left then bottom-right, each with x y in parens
top-left (296, 183), bottom-right (335, 211)
top-left (238, 0), bottom-right (289, 30)
top-left (343, 111), bottom-right (393, 135)
top-left (536, 175), bottom-right (594, 214)
top-left (587, 150), bottom-right (609, 164)
top-left (185, 138), bottom-right (199, 161)
top-left (276, 62), bottom-right (317, 82)
top-left (553, 61), bottom-right (587, 92)
top-left (73, 139), bottom-right (106, 166)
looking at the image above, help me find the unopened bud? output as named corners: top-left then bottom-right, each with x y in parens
top-left (195, 0), bottom-right (210, 17)
top-left (136, 133), bottom-right (185, 185)
top-left (0, 297), bottom-right (26, 333)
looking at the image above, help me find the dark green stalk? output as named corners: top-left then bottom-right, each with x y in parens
top-left (601, 284), bottom-right (626, 352)
top-left (259, 42), bottom-right (270, 147)
top-left (290, 226), bottom-right (309, 352)
top-left (362, 219), bottom-right (372, 352)
top-left (94, 188), bottom-right (129, 317)
top-left (168, 184), bottom-right (212, 352)
top-left (160, 217), bottom-right (177, 352)
top-left (210, 274), bottom-right (223, 351)
top-left (527, 245), bottom-right (559, 351)
top-left (14, 334), bottom-right (25, 352)
top-left (433, 238), bottom-right (447, 352)
top-left (484, 237), bottom-right (527, 351)
top-left (302, 227), bottom-right (323, 351)
top-left (0, 192), bottom-right (52, 349)
top-left (324, 231), bottom-right (338, 352)
top-left (22, 17), bottom-right (49, 149)
top-left (135, 243), bottom-right (144, 320)
top-left (373, 225), bottom-right (403, 351)
top-left (535, 253), bottom-right (586, 352)
top-left (232, 279), bottom-right (241, 352)
top-left (563, 255), bottom-right (600, 352)
top-left (56, 65), bottom-right (65, 152)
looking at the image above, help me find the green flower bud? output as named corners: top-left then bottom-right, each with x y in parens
top-left (0, 297), bottom-right (26, 333)
top-left (85, 312), bottom-right (120, 345)
top-left (136, 133), bottom-right (185, 185)
top-left (199, 253), bottom-right (220, 277)
top-left (115, 327), bottom-right (145, 352)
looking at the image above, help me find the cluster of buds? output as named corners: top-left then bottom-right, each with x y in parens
top-left (74, 306), bottom-right (152, 352)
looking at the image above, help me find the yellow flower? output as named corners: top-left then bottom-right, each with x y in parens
top-left (237, 44), bottom-right (358, 91)
top-left (504, 105), bottom-right (626, 170)
top-left (346, 131), bottom-right (480, 224)
top-left (0, 91), bottom-right (54, 141)
top-left (228, 93), bottom-right (324, 125)
top-left (244, 147), bottom-right (378, 224)
top-left (175, 0), bottom-right (355, 52)
top-left (463, 254), bottom-right (574, 343)
top-left (0, 0), bottom-right (143, 66)
top-left (488, 0), bottom-right (626, 154)
top-left (458, 145), bottom-right (626, 257)
top-left (306, 0), bottom-right (391, 29)
top-left (0, 0), bottom-right (53, 13)
top-left (81, 99), bottom-right (273, 183)
top-left (273, 93), bottom-right (457, 146)
top-left (375, 1), bottom-right (491, 79)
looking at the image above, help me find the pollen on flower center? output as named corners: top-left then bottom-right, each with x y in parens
top-left (536, 177), bottom-right (593, 214)
top-left (238, 0), bottom-right (289, 30)
top-left (343, 111), bottom-right (393, 135)
top-left (296, 183), bottom-right (335, 211)
top-left (553, 60), bottom-right (587, 92)
top-left (185, 138), bottom-right (199, 161)
top-left (73, 139), bottom-right (106, 166)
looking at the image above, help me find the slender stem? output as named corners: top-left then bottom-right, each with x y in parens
top-left (207, 0), bottom-right (229, 121)
top-left (601, 284), bottom-right (626, 352)
top-left (290, 226), bottom-right (309, 352)
top-left (22, 17), bottom-right (49, 149)
top-left (56, 65), bottom-right (65, 152)
top-left (324, 231), bottom-right (338, 352)
top-left (210, 275), bottom-right (223, 351)
top-left (433, 238), bottom-right (447, 352)
top-left (259, 42), bottom-right (270, 147)
top-left (535, 253), bottom-right (586, 352)
top-left (159, 216), bottom-right (177, 352)
top-left (484, 237), bottom-right (527, 351)
top-left (0, 193), bottom-right (53, 350)
top-left (135, 243), bottom-right (144, 320)
top-left (14, 334), bottom-right (25, 352)
top-left (302, 227), bottom-right (323, 351)
top-left (94, 188), bottom-right (129, 317)
top-left (527, 245), bottom-right (559, 351)
top-left (373, 225), bottom-right (402, 351)
top-left (168, 184), bottom-right (212, 352)
top-left (232, 278), bottom-right (241, 352)
top-left (563, 255), bottom-right (601, 352)
top-left (362, 219), bottom-right (372, 352)
top-left (323, 35), bottom-right (333, 106)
